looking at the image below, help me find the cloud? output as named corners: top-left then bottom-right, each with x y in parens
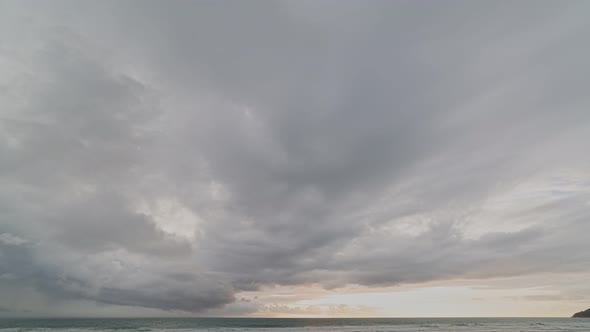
top-left (256, 303), bottom-right (381, 318)
top-left (1, 0), bottom-right (590, 314)
top-left (0, 233), bottom-right (28, 246)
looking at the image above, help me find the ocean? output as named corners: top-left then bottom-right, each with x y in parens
top-left (1, 318), bottom-right (589, 332)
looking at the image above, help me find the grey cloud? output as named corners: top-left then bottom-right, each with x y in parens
top-left (0, 235), bottom-right (234, 312)
top-left (94, 279), bottom-right (234, 312)
top-left (2, 0), bottom-right (590, 314)
top-left (50, 192), bottom-right (192, 256)
top-left (0, 24), bottom-right (232, 312)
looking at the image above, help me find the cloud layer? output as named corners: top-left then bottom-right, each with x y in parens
top-left (1, 0), bottom-right (590, 314)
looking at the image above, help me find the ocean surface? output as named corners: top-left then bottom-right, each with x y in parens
top-left (1, 318), bottom-right (589, 332)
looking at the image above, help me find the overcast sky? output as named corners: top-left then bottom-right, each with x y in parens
top-left (1, 0), bottom-right (590, 317)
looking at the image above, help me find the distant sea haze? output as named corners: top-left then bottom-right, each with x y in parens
top-left (1, 317), bottom-right (590, 332)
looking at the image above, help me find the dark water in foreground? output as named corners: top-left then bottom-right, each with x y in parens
top-left (1, 317), bottom-right (589, 332)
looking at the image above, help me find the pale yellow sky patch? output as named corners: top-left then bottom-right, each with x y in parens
top-left (237, 274), bottom-right (590, 317)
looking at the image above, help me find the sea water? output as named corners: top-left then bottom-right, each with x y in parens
top-left (1, 317), bottom-right (589, 332)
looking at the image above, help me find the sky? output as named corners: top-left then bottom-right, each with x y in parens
top-left (1, 0), bottom-right (590, 318)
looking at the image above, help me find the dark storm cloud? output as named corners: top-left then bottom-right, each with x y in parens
top-left (0, 234), bottom-right (234, 312)
top-left (1, 0), bottom-right (590, 314)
